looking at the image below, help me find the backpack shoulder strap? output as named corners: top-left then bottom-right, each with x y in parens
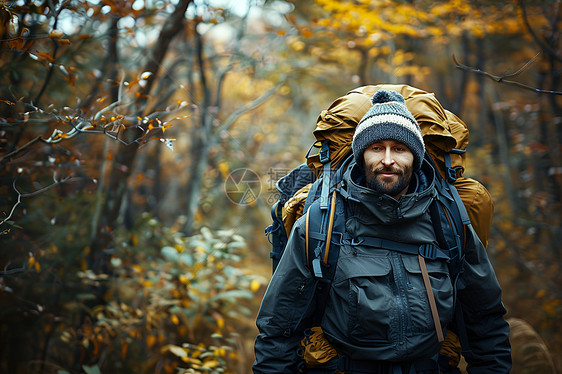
top-left (305, 189), bottom-right (346, 323)
top-left (303, 156), bottom-right (353, 321)
top-left (425, 151), bottom-right (477, 358)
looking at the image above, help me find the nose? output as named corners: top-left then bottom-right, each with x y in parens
top-left (381, 147), bottom-right (394, 166)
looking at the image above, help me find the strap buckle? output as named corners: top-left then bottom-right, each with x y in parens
top-left (319, 141), bottom-right (330, 164)
top-left (350, 237), bottom-right (364, 246)
top-left (446, 167), bottom-right (459, 183)
top-left (419, 244), bottom-right (437, 260)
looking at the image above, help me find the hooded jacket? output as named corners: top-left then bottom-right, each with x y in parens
top-left (253, 161), bottom-right (511, 373)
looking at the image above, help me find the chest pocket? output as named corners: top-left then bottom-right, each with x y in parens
top-left (329, 244), bottom-right (454, 346)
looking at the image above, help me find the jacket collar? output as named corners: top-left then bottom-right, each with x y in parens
top-left (343, 159), bottom-right (437, 224)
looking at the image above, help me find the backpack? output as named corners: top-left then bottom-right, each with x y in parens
top-left (265, 84), bottom-right (494, 369)
top-left (267, 84), bottom-right (493, 270)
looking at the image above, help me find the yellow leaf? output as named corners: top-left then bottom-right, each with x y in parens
top-left (58, 39), bottom-right (71, 45)
top-left (181, 356), bottom-right (202, 365)
top-left (216, 316), bottom-right (224, 329)
top-left (202, 359), bottom-right (219, 368)
top-left (218, 162), bottom-right (229, 179)
top-left (146, 335), bottom-right (157, 348)
top-left (250, 279), bottom-right (261, 292)
top-left (171, 314), bottom-right (180, 325)
top-left (165, 344), bottom-right (187, 357)
top-left (179, 274), bottom-right (189, 284)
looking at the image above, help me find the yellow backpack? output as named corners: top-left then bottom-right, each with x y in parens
top-left (280, 84), bottom-right (492, 250)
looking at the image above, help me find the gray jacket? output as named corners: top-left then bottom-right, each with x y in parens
top-left (253, 162), bottom-right (511, 373)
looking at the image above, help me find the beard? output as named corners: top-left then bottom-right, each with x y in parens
top-left (365, 164), bottom-right (413, 197)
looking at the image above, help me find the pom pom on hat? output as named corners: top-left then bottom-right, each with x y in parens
top-left (352, 89), bottom-right (425, 171)
top-left (370, 89), bottom-right (405, 105)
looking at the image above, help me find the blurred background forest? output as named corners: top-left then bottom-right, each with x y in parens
top-left (0, 0), bottom-right (561, 373)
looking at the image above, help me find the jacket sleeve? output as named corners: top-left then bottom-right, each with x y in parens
top-left (253, 216), bottom-right (318, 374)
top-left (456, 225), bottom-right (512, 373)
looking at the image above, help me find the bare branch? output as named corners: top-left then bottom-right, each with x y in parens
top-left (0, 264), bottom-right (27, 275)
top-left (0, 136), bottom-right (43, 165)
top-left (33, 0), bottom-right (72, 105)
top-left (217, 78), bottom-right (286, 134)
top-left (214, 4), bottom-right (251, 109)
top-left (0, 97), bottom-right (187, 166)
top-left (453, 54), bottom-right (562, 95)
top-left (93, 72), bottom-right (130, 120)
top-left (0, 174), bottom-right (94, 229)
top-left (518, 0), bottom-right (562, 64)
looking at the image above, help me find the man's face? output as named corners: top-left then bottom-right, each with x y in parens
top-left (363, 139), bottom-right (414, 199)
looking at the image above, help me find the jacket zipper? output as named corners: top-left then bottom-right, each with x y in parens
top-left (390, 253), bottom-right (409, 351)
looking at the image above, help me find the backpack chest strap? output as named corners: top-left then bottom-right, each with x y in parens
top-left (341, 233), bottom-right (451, 261)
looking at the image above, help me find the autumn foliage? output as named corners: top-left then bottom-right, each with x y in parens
top-left (1, 0), bottom-right (561, 373)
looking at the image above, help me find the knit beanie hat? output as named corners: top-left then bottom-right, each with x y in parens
top-left (352, 89), bottom-right (425, 171)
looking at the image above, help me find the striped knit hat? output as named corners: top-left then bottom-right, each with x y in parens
top-left (352, 89), bottom-right (425, 171)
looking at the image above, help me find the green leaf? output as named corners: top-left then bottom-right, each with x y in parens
top-left (161, 246), bottom-right (179, 262)
top-left (82, 365), bottom-right (101, 374)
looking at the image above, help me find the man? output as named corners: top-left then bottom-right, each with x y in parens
top-left (253, 90), bottom-right (511, 373)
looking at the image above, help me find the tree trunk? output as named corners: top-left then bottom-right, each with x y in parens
top-left (452, 31), bottom-right (470, 115)
top-left (476, 37), bottom-right (487, 148)
top-left (89, 0), bottom-right (192, 274)
top-left (490, 88), bottom-right (518, 215)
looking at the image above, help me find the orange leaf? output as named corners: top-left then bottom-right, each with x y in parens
top-left (121, 342), bottom-right (128, 358)
top-left (58, 39), bottom-right (72, 45)
top-left (8, 39), bottom-right (24, 50)
top-left (146, 335), bottom-right (157, 348)
top-left (302, 29), bottom-right (313, 38)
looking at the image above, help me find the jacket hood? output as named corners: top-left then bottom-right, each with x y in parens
top-left (343, 158), bottom-right (437, 225)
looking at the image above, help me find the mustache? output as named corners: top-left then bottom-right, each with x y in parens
top-left (373, 166), bottom-right (403, 174)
